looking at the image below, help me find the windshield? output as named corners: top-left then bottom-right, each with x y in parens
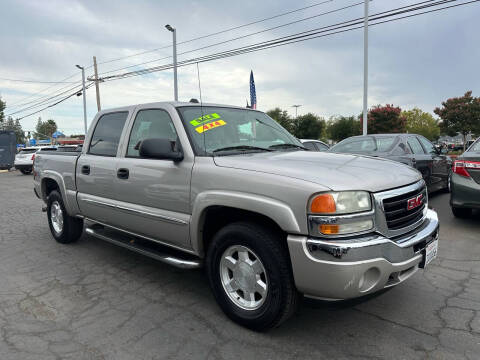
top-left (177, 106), bottom-right (302, 155)
top-left (18, 149), bottom-right (38, 154)
top-left (331, 136), bottom-right (397, 153)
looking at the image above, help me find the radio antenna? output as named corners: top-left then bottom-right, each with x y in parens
top-left (196, 62), bottom-right (206, 154)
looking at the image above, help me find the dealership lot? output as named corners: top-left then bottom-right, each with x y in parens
top-left (0, 171), bottom-right (478, 360)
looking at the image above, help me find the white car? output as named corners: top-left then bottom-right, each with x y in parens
top-left (14, 147), bottom-right (40, 174)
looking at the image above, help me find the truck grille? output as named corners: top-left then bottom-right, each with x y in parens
top-left (383, 184), bottom-right (427, 230)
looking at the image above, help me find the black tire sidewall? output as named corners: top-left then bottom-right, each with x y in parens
top-left (206, 223), bottom-right (292, 330)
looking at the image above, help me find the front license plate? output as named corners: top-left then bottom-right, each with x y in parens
top-left (425, 240), bottom-right (438, 267)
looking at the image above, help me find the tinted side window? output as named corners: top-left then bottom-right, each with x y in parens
top-left (303, 142), bottom-right (317, 151)
top-left (392, 143), bottom-right (407, 155)
top-left (127, 109), bottom-right (178, 157)
top-left (89, 112), bottom-right (129, 156)
top-left (418, 136), bottom-right (436, 155)
top-left (407, 137), bottom-right (425, 155)
top-left (315, 142), bottom-right (329, 151)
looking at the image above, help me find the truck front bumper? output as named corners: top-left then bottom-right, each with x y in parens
top-left (287, 208), bottom-right (439, 300)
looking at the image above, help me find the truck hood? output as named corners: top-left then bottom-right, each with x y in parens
top-left (213, 151), bottom-right (422, 192)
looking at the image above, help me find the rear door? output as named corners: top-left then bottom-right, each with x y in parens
top-left (418, 135), bottom-right (448, 191)
top-left (112, 105), bottom-right (194, 248)
top-left (76, 110), bottom-right (131, 224)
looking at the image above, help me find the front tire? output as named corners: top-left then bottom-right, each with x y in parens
top-left (451, 206), bottom-right (471, 218)
top-left (20, 168), bottom-right (32, 175)
top-left (206, 222), bottom-right (299, 331)
top-left (47, 190), bottom-right (83, 243)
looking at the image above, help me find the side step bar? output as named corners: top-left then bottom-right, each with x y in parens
top-left (85, 226), bottom-right (202, 269)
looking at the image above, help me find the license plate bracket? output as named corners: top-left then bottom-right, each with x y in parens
top-left (420, 239), bottom-right (438, 268)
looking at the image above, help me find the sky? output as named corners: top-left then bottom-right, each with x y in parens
top-left (0, 0), bottom-right (479, 135)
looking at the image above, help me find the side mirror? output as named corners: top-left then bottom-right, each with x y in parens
top-left (139, 138), bottom-right (183, 161)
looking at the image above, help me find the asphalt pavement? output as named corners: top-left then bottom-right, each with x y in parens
top-left (0, 170), bottom-right (479, 359)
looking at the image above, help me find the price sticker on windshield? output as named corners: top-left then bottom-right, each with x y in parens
top-left (195, 120), bottom-right (227, 133)
top-left (190, 113), bottom-right (221, 126)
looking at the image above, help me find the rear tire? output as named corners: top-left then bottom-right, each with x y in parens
top-left (47, 190), bottom-right (83, 243)
top-left (206, 222), bottom-right (299, 331)
top-left (451, 206), bottom-right (471, 218)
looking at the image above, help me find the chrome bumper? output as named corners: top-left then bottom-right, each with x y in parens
top-left (287, 208), bottom-right (439, 300)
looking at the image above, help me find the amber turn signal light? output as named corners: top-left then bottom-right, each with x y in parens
top-left (310, 194), bottom-right (336, 214)
top-left (319, 224), bottom-right (339, 234)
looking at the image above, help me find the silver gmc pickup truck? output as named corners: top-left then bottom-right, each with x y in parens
top-left (34, 101), bottom-right (439, 330)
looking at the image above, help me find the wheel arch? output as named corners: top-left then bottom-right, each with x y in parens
top-left (190, 191), bottom-right (301, 256)
top-left (41, 171), bottom-right (79, 216)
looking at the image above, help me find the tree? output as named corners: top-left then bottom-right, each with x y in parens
top-left (434, 91), bottom-right (480, 151)
top-left (0, 96), bottom-right (6, 129)
top-left (35, 117), bottom-right (58, 139)
top-left (266, 107), bottom-right (293, 133)
top-left (291, 113), bottom-right (326, 139)
top-left (403, 108), bottom-right (440, 141)
top-left (361, 104), bottom-right (407, 134)
top-left (327, 116), bottom-right (361, 142)
top-left (2, 116), bottom-right (26, 144)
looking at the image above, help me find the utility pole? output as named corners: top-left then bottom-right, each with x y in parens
top-left (362, 0), bottom-right (369, 135)
top-left (292, 104), bottom-right (302, 119)
top-left (76, 65), bottom-right (88, 135)
top-left (165, 24), bottom-right (178, 101)
top-left (93, 56), bottom-right (101, 111)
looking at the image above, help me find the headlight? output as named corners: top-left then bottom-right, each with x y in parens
top-left (308, 191), bottom-right (374, 237)
top-left (309, 191), bottom-right (371, 215)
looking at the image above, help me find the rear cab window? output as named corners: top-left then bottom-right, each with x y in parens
top-left (88, 112), bottom-right (129, 157)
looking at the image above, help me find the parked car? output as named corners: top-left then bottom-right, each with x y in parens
top-left (34, 102), bottom-right (439, 330)
top-left (300, 139), bottom-right (329, 151)
top-left (0, 130), bottom-right (16, 170)
top-left (450, 138), bottom-right (480, 217)
top-left (14, 146), bottom-right (40, 174)
top-left (329, 134), bottom-right (451, 193)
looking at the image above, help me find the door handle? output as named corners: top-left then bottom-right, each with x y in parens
top-left (117, 168), bottom-right (129, 179)
top-left (81, 165), bottom-right (90, 175)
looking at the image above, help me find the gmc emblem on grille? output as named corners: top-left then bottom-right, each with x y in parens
top-left (407, 194), bottom-right (423, 210)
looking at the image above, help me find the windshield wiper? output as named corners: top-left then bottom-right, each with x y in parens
top-left (212, 145), bottom-right (272, 153)
top-left (269, 143), bottom-right (307, 150)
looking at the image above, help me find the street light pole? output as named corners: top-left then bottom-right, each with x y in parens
top-left (76, 65), bottom-right (88, 135)
top-left (165, 24), bottom-right (178, 101)
top-left (362, 0), bottom-right (369, 135)
top-left (292, 104), bottom-right (302, 119)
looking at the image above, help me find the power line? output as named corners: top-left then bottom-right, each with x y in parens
top-left (12, 0), bottom-right (478, 120)
top-left (99, 0), bottom-right (463, 82)
top-left (5, 83), bottom-right (84, 117)
top-left (0, 77), bottom-right (78, 84)
top-left (16, 83), bottom-right (94, 121)
top-left (6, 80), bottom-right (82, 111)
top-left (96, 0), bottom-right (444, 79)
top-left (96, 0), bottom-right (366, 77)
top-left (5, 72), bottom-right (81, 108)
top-left (95, 0), bottom-right (336, 67)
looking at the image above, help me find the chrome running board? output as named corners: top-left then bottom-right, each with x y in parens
top-left (85, 226), bottom-right (202, 269)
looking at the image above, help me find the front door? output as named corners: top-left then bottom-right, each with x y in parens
top-left (417, 136), bottom-right (448, 191)
top-left (112, 107), bottom-right (193, 249)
